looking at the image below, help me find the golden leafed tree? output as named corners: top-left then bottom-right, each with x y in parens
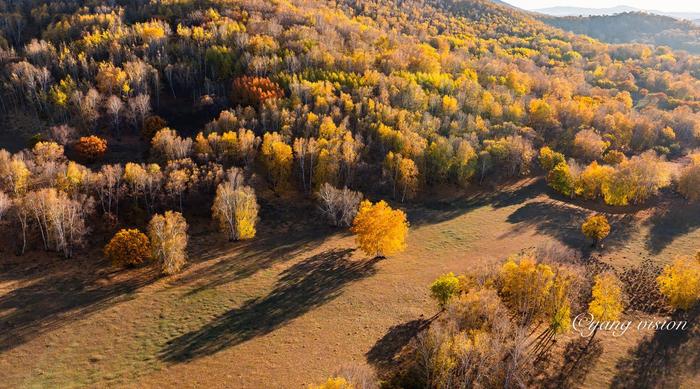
top-left (212, 180), bottom-right (259, 241)
top-left (148, 211), bottom-right (188, 275)
top-left (588, 273), bottom-right (624, 322)
top-left (582, 214), bottom-right (611, 246)
top-left (308, 377), bottom-right (353, 389)
top-left (104, 228), bottom-right (151, 266)
top-left (657, 257), bottom-right (700, 310)
top-left (260, 132), bottom-right (293, 192)
top-left (350, 200), bottom-right (408, 257)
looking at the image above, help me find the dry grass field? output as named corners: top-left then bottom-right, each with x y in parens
top-left (2, 177), bottom-right (700, 388)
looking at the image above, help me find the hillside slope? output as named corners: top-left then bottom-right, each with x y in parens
top-left (539, 12), bottom-right (700, 53)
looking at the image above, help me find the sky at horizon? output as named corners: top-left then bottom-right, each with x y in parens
top-left (503, 0), bottom-right (700, 12)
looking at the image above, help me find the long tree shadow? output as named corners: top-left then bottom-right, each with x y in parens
top-left (502, 201), bottom-right (638, 253)
top-left (548, 337), bottom-right (604, 388)
top-left (645, 200), bottom-right (700, 254)
top-left (0, 255), bottom-right (159, 353)
top-left (172, 197), bottom-right (346, 294)
top-left (173, 224), bottom-right (343, 295)
top-left (366, 318), bottom-right (432, 374)
top-left (407, 177), bottom-right (546, 228)
top-left (610, 307), bottom-right (700, 388)
top-left (159, 248), bottom-right (379, 362)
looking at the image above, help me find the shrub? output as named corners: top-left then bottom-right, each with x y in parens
top-left (308, 377), bottom-right (353, 389)
top-left (104, 228), bottom-right (151, 266)
top-left (678, 162), bottom-right (700, 202)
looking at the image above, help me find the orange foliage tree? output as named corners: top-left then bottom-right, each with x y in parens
top-left (74, 136), bottom-right (108, 161)
top-left (231, 76), bottom-right (284, 106)
top-left (104, 228), bottom-right (151, 266)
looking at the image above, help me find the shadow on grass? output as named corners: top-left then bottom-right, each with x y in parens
top-left (548, 336), bottom-right (604, 388)
top-left (501, 200), bottom-right (638, 254)
top-left (366, 318), bottom-right (432, 373)
top-left (172, 197), bottom-right (346, 294)
top-left (159, 248), bottom-right (378, 362)
top-left (407, 177), bottom-right (546, 228)
top-left (610, 307), bottom-right (700, 388)
top-left (175, 225), bottom-right (343, 295)
top-left (0, 256), bottom-right (159, 353)
top-left (645, 200), bottom-right (700, 254)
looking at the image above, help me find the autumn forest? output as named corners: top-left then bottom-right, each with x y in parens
top-left (1, 0), bottom-right (700, 387)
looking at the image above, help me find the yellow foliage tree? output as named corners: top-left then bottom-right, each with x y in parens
top-left (538, 146), bottom-right (566, 171)
top-left (350, 200), bottom-right (409, 257)
top-left (260, 132), bottom-right (293, 192)
top-left (499, 254), bottom-right (555, 320)
top-left (430, 272), bottom-right (461, 309)
top-left (148, 211), bottom-right (188, 275)
top-left (96, 62), bottom-right (128, 94)
top-left (581, 214), bottom-right (611, 246)
top-left (657, 257), bottom-right (700, 310)
top-left (212, 181), bottom-right (259, 241)
top-left (576, 161), bottom-right (614, 199)
top-left (308, 377), bottom-right (353, 389)
top-left (588, 273), bottom-right (624, 322)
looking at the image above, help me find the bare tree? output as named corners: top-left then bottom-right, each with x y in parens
top-left (0, 191), bottom-right (10, 221)
top-left (151, 128), bottom-right (192, 161)
top-left (105, 95), bottom-right (124, 136)
top-left (13, 195), bottom-right (31, 254)
top-left (89, 164), bottom-right (123, 216)
top-left (316, 183), bottom-right (362, 227)
top-left (49, 124), bottom-right (77, 146)
top-left (128, 93), bottom-right (151, 129)
top-left (71, 88), bottom-right (102, 131)
top-left (21, 188), bottom-right (93, 258)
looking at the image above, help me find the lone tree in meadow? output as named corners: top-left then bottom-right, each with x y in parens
top-left (104, 228), bottom-right (151, 267)
top-left (430, 272), bottom-right (461, 310)
top-left (351, 200), bottom-right (409, 258)
top-left (582, 214), bottom-right (611, 247)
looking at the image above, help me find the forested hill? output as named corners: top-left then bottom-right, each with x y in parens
top-left (1, 0), bottom-right (700, 207)
top-left (538, 12), bottom-right (700, 54)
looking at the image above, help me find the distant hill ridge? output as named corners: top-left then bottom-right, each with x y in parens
top-left (533, 4), bottom-right (700, 21)
top-left (536, 11), bottom-right (700, 53)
